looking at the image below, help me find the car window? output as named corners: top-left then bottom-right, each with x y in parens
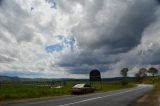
top-left (84, 85), bottom-right (91, 87)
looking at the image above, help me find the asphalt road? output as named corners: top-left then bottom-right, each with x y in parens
top-left (5, 84), bottom-right (153, 106)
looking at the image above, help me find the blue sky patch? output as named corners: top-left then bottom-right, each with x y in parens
top-left (46, 0), bottom-right (57, 9)
top-left (64, 37), bottom-right (76, 51)
top-left (45, 36), bottom-right (76, 53)
top-left (46, 44), bottom-right (64, 53)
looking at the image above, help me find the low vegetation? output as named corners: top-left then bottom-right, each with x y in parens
top-left (0, 83), bottom-right (71, 101)
top-left (120, 66), bottom-right (160, 106)
top-left (0, 81), bottom-right (135, 101)
top-left (0, 66), bottom-right (158, 104)
top-left (132, 77), bottom-right (160, 106)
top-left (93, 82), bottom-right (135, 92)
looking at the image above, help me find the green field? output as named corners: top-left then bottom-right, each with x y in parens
top-left (0, 81), bottom-right (135, 101)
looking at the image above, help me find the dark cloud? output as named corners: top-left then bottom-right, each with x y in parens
top-left (67, 64), bottom-right (108, 74)
top-left (156, 0), bottom-right (160, 3)
top-left (76, 0), bottom-right (157, 52)
top-left (0, 0), bottom-right (3, 5)
top-left (59, 50), bottom-right (118, 67)
top-left (142, 48), bottom-right (160, 65)
top-left (58, 50), bottom-right (119, 74)
top-left (59, 0), bottom-right (160, 75)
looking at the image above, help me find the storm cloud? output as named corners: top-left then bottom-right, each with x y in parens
top-left (0, 0), bottom-right (160, 78)
top-left (59, 0), bottom-right (160, 75)
top-left (73, 0), bottom-right (157, 50)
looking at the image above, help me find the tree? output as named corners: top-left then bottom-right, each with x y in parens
top-left (139, 68), bottom-right (147, 82)
top-left (148, 67), bottom-right (158, 77)
top-left (120, 68), bottom-right (129, 85)
top-left (135, 68), bottom-right (147, 83)
top-left (120, 68), bottom-right (129, 77)
top-left (135, 72), bottom-right (141, 82)
top-left (148, 67), bottom-right (159, 83)
top-left (139, 68), bottom-right (147, 78)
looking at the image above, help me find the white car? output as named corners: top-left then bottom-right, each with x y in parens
top-left (72, 84), bottom-right (95, 94)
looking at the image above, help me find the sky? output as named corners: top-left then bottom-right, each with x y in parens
top-left (0, 0), bottom-right (160, 78)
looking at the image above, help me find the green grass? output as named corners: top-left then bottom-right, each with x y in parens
top-left (0, 81), bottom-right (135, 101)
top-left (0, 84), bottom-right (72, 101)
top-left (94, 82), bottom-right (135, 92)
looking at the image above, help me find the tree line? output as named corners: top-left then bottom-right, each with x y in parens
top-left (120, 67), bottom-right (159, 84)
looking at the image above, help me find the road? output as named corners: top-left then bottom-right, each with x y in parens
top-left (5, 84), bottom-right (153, 106)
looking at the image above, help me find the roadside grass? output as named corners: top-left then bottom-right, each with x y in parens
top-left (132, 77), bottom-right (160, 106)
top-left (0, 81), bottom-right (135, 101)
top-left (93, 82), bottom-right (135, 92)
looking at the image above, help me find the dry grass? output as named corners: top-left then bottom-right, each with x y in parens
top-left (132, 77), bottom-right (160, 106)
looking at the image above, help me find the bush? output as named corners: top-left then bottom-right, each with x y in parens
top-left (121, 80), bottom-right (128, 86)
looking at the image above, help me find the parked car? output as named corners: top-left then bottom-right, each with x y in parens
top-left (72, 84), bottom-right (95, 94)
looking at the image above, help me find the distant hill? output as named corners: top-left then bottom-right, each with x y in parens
top-left (0, 75), bottom-right (20, 82)
top-left (0, 75), bottom-right (136, 82)
top-left (102, 77), bottom-right (136, 81)
top-left (0, 76), bottom-right (74, 82)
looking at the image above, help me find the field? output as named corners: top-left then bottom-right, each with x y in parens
top-left (0, 80), bottom-right (135, 101)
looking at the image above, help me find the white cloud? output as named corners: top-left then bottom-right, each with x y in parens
top-left (0, 0), bottom-right (160, 78)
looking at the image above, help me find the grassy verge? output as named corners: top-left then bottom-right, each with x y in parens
top-left (0, 81), bottom-right (135, 101)
top-left (132, 77), bottom-right (160, 106)
top-left (93, 82), bottom-right (135, 92)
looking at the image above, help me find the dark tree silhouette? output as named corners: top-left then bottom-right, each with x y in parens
top-left (148, 67), bottom-right (159, 83)
top-left (139, 68), bottom-right (147, 77)
top-left (148, 67), bottom-right (158, 77)
top-left (120, 68), bottom-right (129, 77)
top-left (135, 72), bottom-right (141, 82)
top-left (135, 68), bottom-right (147, 83)
top-left (120, 68), bottom-right (129, 85)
